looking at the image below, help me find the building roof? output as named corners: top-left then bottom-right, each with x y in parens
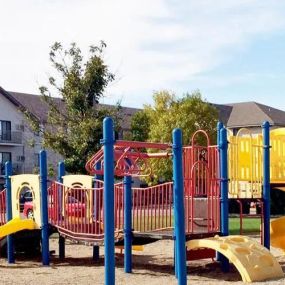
top-left (0, 87), bottom-right (140, 130)
top-left (213, 102), bottom-right (285, 128)
top-left (2, 86), bottom-right (285, 130)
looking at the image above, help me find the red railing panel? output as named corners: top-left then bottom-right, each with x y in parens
top-left (132, 182), bottom-right (173, 232)
top-left (0, 189), bottom-right (6, 225)
top-left (48, 180), bottom-right (125, 243)
top-left (183, 145), bottom-right (220, 234)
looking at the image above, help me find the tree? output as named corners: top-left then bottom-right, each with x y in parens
top-left (25, 41), bottom-right (121, 173)
top-left (131, 90), bottom-right (219, 184)
top-left (130, 110), bottom-right (150, 141)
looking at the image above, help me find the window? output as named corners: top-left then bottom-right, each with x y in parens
top-left (0, 120), bottom-right (11, 140)
top-left (0, 152), bottom-right (12, 163)
top-left (0, 152), bottom-right (11, 175)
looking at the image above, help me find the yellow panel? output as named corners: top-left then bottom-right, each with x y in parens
top-left (228, 131), bottom-right (263, 199)
top-left (229, 128), bottom-right (285, 189)
top-left (62, 175), bottom-right (93, 188)
top-left (187, 235), bottom-right (283, 283)
top-left (271, 216), bottom-right (285, 252)
top-left (62, 175), bottom-right (94, 221)
top-left (11, 174), bottom-right (41, 226)
top-left (270, 128), bottom-right (285, 183)
top-left (0, 217), bottom-right (38, 238)
top-left (270, 128), bottom-right (285, 136)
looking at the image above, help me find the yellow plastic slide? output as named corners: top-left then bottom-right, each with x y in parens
top-left (0, 217), bottom-right (37, 238)
top-left (187, 235), bottom-right (284, 282)
top-left (271, 216), bottom-right (285, 252)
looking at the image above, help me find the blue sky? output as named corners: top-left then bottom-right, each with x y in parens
top-left (0, 0), bottom-right (285, 109)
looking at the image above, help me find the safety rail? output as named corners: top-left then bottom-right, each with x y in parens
top-left (0, 189), bottom-right (6, 225)
top-left (183, 131), bottom-right (221, 234)
top-left (48, 181), bottom-right (124, 243)
top-left (132, 182), bottom-right (173, 232)
top-left (228, 131), bottom-right (263, 198)
top-left (183, 146), bottom-right (221, 234)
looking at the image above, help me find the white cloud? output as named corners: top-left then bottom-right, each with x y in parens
top-left (0, 0), bottom-right (284, 107)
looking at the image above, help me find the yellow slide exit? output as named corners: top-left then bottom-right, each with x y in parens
top-left (271, 216), bottom-right (285, 252)
top-left (0, 217), bottom-right (37, 238)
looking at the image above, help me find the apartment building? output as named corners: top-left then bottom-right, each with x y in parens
top-left (0, 86), bottom-right (140, 188)
top-left (0, 87), bottom-right (41, 188)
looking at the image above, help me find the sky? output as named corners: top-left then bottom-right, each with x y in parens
top-left (0, 0), bottom-right (285, 109)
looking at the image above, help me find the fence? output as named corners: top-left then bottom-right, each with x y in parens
top-left (0, 189), bottom-right (6, 225)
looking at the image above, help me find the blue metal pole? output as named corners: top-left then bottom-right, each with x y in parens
top-left (93, 161), bottom-right (102, 262)
top-left (219, 127), bottom-right (229, 272)
top-left (102, 117), bottom-right (115, 285)
top-left (58, 161), bottom-right (65, 260)
top-left (40, 150), bottom-right (50, 266)
top-left (217, 121), bottom-right (223, 146)
top-left (57, 161), bottom-right (65, 183)
top-left (5, 161), bottom-right (14, 264)
top-left (262, 121), bottom-right (270, 249)
top-left (216, 121), bottom-right (223, 262)
top-left (174, 241), bottom-right (178, 278)
top-left (124, 174), bottom-right (132, 273)
top-left (172, 128), bottom-right (187, 285)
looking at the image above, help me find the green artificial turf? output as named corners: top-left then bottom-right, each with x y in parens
top-left (229, 217), bottom-right (261, 235)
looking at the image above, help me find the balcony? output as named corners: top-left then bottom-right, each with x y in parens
top-left (0, 162), bottom-right (23, 177)
top-left (0, 131), bottom-right (22, 145)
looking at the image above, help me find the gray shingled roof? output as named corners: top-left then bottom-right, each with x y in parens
top-left (214, 102), bottom-right (285, 128)
top-left (2, 87), bottom-right (285, 129)
top-left (2, 89), bottom-right (140, 130)
top-left (10, 91), bottom-right (64, 122)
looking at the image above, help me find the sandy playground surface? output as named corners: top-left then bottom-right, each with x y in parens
top-left (0, 237), bottom-right (285, 285)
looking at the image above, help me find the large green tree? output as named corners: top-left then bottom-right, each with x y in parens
top-left (131, 90), bottom-right (219, 183)
top-left (26, 41), bottom-right (121, 173)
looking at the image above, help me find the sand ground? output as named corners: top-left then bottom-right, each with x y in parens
top-left (0, 237), bottom-right (284, 285)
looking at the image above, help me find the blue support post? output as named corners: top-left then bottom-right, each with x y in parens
top-left (217, 121), bottom-right (223, 146)
top-left (262, 121), bottom-right (270, 249)
top-left (174, 241), bottom-right (178, 278)
top-left (40, 150), bottom-right (50, 266)
top-left (93, 162), bottom-right (102, 262)
top-left (58, 161), bottom-right (65, 260)
top-left (124, 174), bottom-right (132, 273)
top-left (219, 127), bottom-right (230, 272)
top-left (5, 161), bottom-right (14, 264)
top-left (57, 161), bottom-right (65, 183)
top-left (102, 117), bottom-right (115, 285)
top-left (172, 128), bottom-right (187, 285)
top-left (216, 121), bottom-right (223, 262)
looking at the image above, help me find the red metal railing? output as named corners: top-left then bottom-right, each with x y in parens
top-left (183, 130), bottom-right (220, 234)
top-left (48, 181), bottom-right (124, 243)
top-left (0, 189), bottom-right (6, 225)
top-left (85, 141), bottom-right (171, 177)
top-left (132, 182), bottom-right (173, 232)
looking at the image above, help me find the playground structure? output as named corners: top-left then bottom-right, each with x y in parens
top-left (0, 118), bottom-right (284, 284)
top-left (227, 125), bottom-right (285, 249)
